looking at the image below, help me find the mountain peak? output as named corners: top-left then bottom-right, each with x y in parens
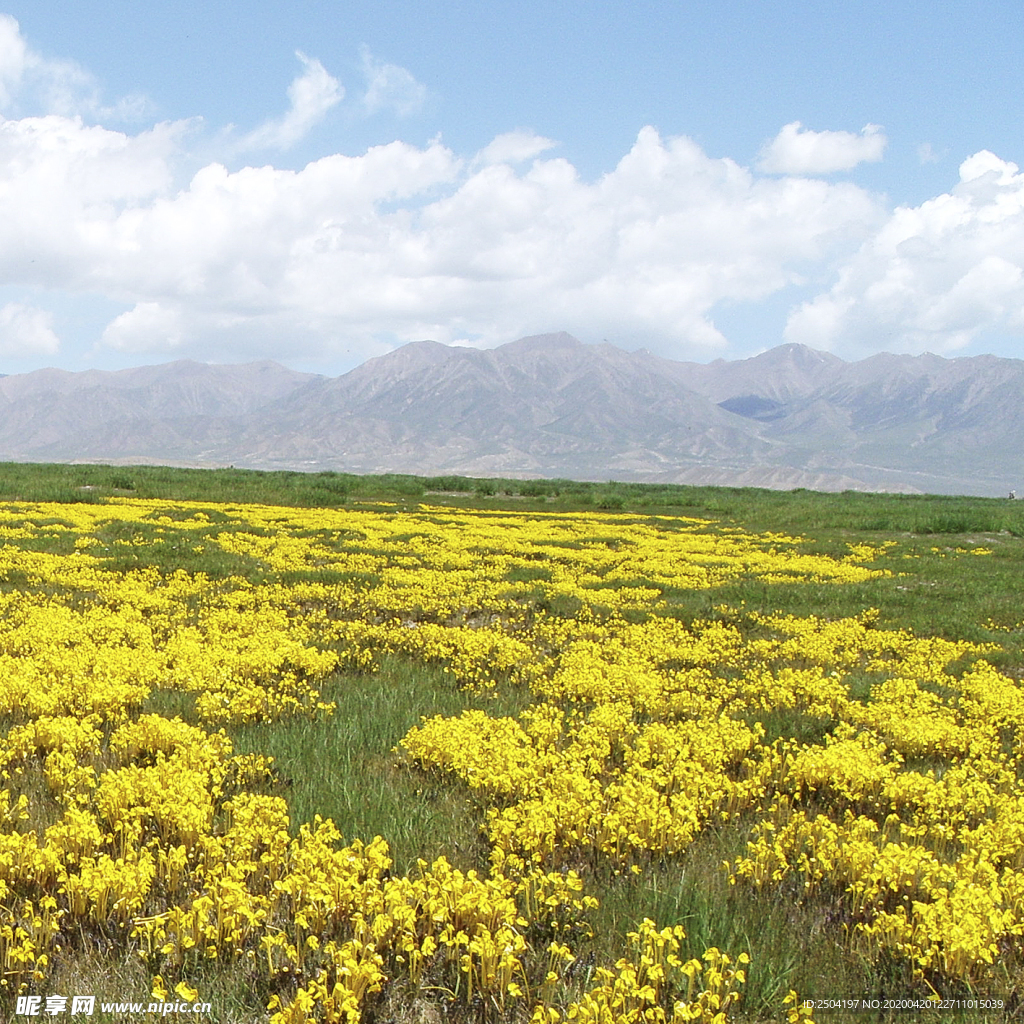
top-left (499, 332), bottom-right (582, 354)
top-left (360, 339), bottom-right (456, 374)
top-left (754, 343), bottom-right (844, 366)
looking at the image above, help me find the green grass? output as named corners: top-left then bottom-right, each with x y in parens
top-left (2, 460), bottom-right (1024, 535)
top-left (91, 518), bottom-right (267, 579)
top-left (586, 826), bottom-right (873, 1017)
top-left (223, 657), bottom-right (533, 875)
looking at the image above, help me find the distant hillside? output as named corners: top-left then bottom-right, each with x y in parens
top-left (0, 335), bottom-right (1021, 495)
top-left (0, 360), bottom-right (318, 467)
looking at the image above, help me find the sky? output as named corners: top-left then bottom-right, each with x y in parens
top-left (0, 1), bottom-right (1022, 376)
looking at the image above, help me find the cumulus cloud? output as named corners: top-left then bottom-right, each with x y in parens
top-left (242, 51), bottom-right (343, 150)
top-left (3, 75), bottom-right (1021, 369)
top-left (758, 121), bottom-right (886, 175)
top-left (100, 302), bottom-right (185, 352)
top-left (0, 24), bottom-right (916, 367)
top-left (785, 151), bottom-right (1024, 353)
top-left (80, 125), bottom-right (877, 359)
top-left (0, 302), bottom-right (59, 356)
top-left (475, 130), bottom-right (558, 166)
top-left (359, 46), bottom-right (426, 117)
top-left (0, 114), bottom-right (189, 292)
top-left (0, 107), bottom-right (893, 363)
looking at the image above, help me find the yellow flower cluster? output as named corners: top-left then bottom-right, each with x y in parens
top-left (0, 494), bottom-right (999, 1020)
top-left (533, 920), bottom-right (748, 1024)
top-left (726, 651), bottom-right (1024, 984)
top-left (404, 705), bottom-right (772, 868)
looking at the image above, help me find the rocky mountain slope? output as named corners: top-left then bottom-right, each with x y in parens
top-left (0, 334), bottom-right (1020, 495)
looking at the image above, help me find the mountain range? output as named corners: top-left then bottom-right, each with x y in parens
top-left (0, 332), bottom-right (1021, 496)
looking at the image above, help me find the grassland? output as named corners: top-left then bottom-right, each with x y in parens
top-left (0, 461), bottom-right (1022, 1023)
top-left (4, 459), bottom-right (1022, 652)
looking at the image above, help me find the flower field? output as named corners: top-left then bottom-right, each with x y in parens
top-left (0, 492), bottom-right (1021, 1021)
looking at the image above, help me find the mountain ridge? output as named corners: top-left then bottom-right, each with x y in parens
top-left (0, 335), bottom-right (1020, 496)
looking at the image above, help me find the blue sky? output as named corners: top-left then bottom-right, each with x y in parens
top-left (0, 0), bottom-right (1022, 374)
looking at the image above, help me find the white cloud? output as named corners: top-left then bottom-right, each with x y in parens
top-left (0, 302), bottom-right (59, 356)
top-left (958, 149), bottom-right (1018, 185)
top-left (0, 14), bottom-right (29, 108)
top-left (87, 125), bottom-right (877, 359)
top-left (785, 151), bottom-right (1024, 353)
top-left (7, 83), bottom-right (1023, 369)
top-left (0, 108), bottom-right (893, 364)
top-left (0, 114), bottom-right (189, 291)
top-left (242, 51), bottom-right (343, 150)
top-left (100, 302), bottom-right (184, 352)
top-left (0, 14), bottom-right (150, 122)
top-left (758, 121), bottom-right (886, 175)
top-left (359, 46), bottom-right (426, 117)
top-left (475, 130), bottom-right (558, 166)
top-left (1, 18), bottom-right (918, 368)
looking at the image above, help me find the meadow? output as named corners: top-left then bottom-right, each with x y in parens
top-left (0, 462), bottom-right (1023, 1023)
